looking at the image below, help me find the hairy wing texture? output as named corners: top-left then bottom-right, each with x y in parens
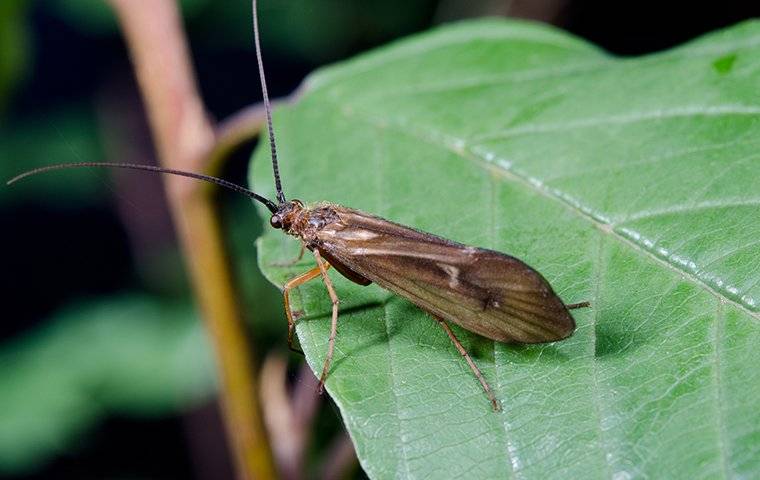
top-left (316, 207), bottom-right (575, 343)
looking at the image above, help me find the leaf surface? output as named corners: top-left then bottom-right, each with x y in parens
top-left (253, 19), bottom-right (760, 479)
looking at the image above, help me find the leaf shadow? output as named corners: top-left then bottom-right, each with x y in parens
top-left (508, 342), bottom-right (572, 362)
top-left (300, 295), bottom-right (390, 373)
top-left (302, 290), bottom-right (645, 369)
top-left (593, 308), bottom-right (649, 358)
top-left (330, 300), bottom-right (393, 372)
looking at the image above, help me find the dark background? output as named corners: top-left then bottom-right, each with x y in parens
top-left (2, 1), bottom-right (757, 478)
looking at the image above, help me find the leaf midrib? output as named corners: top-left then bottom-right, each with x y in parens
top-left (712, 301), bottom-right (731, 479)
top-left (590, 234), bottom-right (615, 477)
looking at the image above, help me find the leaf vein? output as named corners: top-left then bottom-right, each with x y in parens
top-left (471, 105), bottom-right (760, 141)
top-left (619, 198), bottom-right (760, 224)
top-left (590, 235), bottom-right (615, 477)
top-left (712, 300), bottom-right (731, 480)
top-left (545, 137), bottom-right (760, 184)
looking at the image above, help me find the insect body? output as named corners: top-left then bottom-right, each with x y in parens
top-left (276, 200), bottom-right (576, 343)
top-left (7, 0), bottom-right (589, 412)
top-left (270, 199), bottom-right (586, 410)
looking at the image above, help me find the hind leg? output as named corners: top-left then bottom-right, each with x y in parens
top-left (433, 316), bottom-right (501, 412)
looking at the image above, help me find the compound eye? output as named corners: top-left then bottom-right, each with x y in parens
top-left (270, 214), bottom-right (283, 229)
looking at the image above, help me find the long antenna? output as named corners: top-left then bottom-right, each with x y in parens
top-left (6, 162), bottom-right (279, 213)
top-left (252, 0), bottom-right (286, 205)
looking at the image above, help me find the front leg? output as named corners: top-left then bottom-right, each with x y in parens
top-left (282, 263), bottom-right (331, 353)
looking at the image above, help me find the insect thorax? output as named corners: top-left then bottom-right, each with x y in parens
top-left (283, 202), bottom-right (341, 244)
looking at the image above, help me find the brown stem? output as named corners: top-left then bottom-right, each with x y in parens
top-left (108, 1), bottom-right (276, 479)
top-left (260, 353), bottom-right (307, 480)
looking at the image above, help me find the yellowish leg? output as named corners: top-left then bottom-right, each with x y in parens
top-left (282, 263), bottom-right (330, 353)
top-left (312, 249), bottom-right (339, 394)
top-left (434, 316), bottom-right (501, 412)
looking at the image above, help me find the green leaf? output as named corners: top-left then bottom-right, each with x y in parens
top-left (0, 296), bottom-right (215, 474)
top-left (252, 19), bottom-right (760, 479)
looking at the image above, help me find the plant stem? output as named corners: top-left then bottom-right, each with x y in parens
top-left (108, 1), bottom-right (276, 478)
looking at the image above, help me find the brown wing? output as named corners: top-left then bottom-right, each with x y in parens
top-left (314, 206), bottom-right (575, 344)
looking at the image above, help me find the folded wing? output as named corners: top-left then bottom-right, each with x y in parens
top-left (315, 206), bottom-right (575, 344)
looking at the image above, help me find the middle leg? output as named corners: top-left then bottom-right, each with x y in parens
top-left (312, 249), bottom-right (339, 394)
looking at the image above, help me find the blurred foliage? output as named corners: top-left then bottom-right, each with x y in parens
top-left (42, 0), bottom-right (438, 63)
top-left (0, 0), bottom-right (30, 116)
top-left (1, 106), bottom-right (106, 205)
top-left (198, 0), bottom-right (439, 61)
top-left (0, 296), bottom-right (216, 474)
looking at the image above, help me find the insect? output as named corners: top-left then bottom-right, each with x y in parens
top-left (7, 0), bottom-right (589, 412)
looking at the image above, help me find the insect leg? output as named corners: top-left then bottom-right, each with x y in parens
top-left (273, 242), bottom-right (307, 267)
top-left (283, 263), bottom-right (331, 353)
top-left (433, 316), bottom-right (502, 412)
top-left (312, 249), bottom-right (339, 394)
top-left (566, 301), bottom-right (591, 309)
